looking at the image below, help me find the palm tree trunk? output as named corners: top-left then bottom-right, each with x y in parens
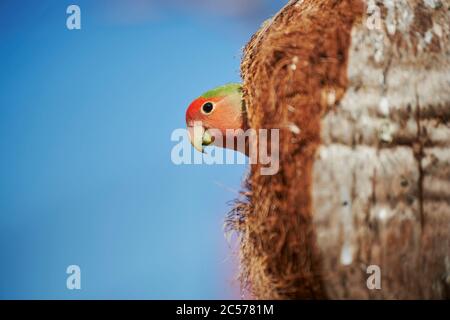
top-left (229, 0), bottom-right (450, 299)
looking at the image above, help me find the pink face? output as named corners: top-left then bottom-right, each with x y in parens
top-left (185, 93), bottom-right (245, 153)
top-left (186, 96), bottom-right (221, 128)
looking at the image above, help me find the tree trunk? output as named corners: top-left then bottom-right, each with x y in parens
top-left (228, 0), bottom-right (450, 299)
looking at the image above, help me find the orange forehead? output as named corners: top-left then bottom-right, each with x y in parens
top-left (186, 96), bottom-right (222, 123)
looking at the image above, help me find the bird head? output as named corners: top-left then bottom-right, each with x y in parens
top-left (185, 83), bottom-right (245, 153)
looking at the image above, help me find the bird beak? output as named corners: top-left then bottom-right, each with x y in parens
top-left (187, 123), bottom-right (214, 153)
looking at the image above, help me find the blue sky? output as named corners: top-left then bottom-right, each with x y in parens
top-left (0, 1), bottom-right (284, 299)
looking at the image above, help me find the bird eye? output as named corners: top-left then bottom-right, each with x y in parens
top-left (201, 102), bottom-right (214, 114)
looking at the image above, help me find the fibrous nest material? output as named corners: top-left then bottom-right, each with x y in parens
top-left (227, 0), bottom-right (450, 299)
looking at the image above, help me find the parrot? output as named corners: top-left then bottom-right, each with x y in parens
top-left (185, 83), bottom-right (247, 154)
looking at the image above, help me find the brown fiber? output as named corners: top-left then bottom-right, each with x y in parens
top-left (226, 0), bottom-right (365, 299)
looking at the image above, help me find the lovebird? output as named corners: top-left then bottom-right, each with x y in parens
top-left (185, 83), bottom-right (247, 154)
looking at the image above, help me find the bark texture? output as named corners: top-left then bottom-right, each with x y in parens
top-left (228, 0), bottom-right (450, 299)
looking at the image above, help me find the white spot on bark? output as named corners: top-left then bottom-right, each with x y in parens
top-left (319, 147), bottom-right (328, 159)
top-left (424, 30), bottom-right (433, 44)
top-left (288, 105), bottom-right (295, 112)
top-left (379, 121), bottom-right (395, 143)
top-left (378, 97), bottom-right (390, 116)
top-left (340, 242), bottom-right (353, 265)
top-left (327, 89), bottom-right (336, 107)
top-left (360, 115), bottom-right (370, 127)
top-left (378, 208), bottom-right (388, 220)
top-left (366, 0), bottom-right (383, 31)
top-left (384, 0), bottom-right (397, 35)
top-left (386, 23), bottom-right (396, 35)
top-left (290, 56), bottom-right (299, 71)
top-left (288, 123), bottom-right (301, 134)
top-left (295, 0), bottom-right (304, 7)
top-left (433, 23), bottom-right (443, 38)
top-left (424, 0), bottom-right (442, 9)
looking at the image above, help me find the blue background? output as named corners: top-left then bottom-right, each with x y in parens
top-left (0, 1), bottom-right (284, 299)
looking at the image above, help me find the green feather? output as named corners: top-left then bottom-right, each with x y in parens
top-left (201, 83), bottom-right (242, 99)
